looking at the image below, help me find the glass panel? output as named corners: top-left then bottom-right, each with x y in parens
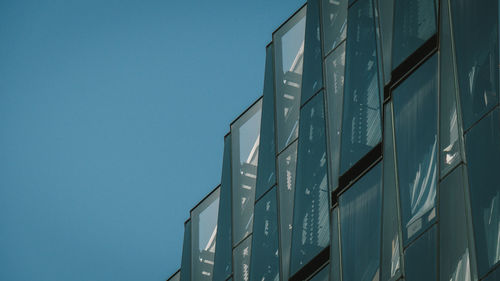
top-left (233, 235), bottom-right (252, 281)
top-left (274, 6), bottom-right (307, 152)
top-left (290, 92), bottom-right (330, 274)
top-left (464, 108), bottom-right (500, 277)
top-left (249, 186), bottom-right (279, 281)
top-left (231, 99), bottom-right (262, 246)
top-left (378, 0), bottom-right (394, 85)
top-left (180, 220), bottom-right (192, 281)
top-left (404, 226), bottom-right (437, 281)
top-left (301, 0), bottom-right (323, 105)
top-left (256, 44), bottom-right (277, 200)
top-left (191, 187), bottom-right (220, 281)
top-left (393, 54), bottom-right (438, 245)
top-left (381, 102), bottom-right (403, 281)
top-left (483, 266), bottom-right (500, 281)
top-left (277, 141), bottom-right (298, 281)
top-left (340, 162), bottom-right (382, 281)
top-left (440, 164), bottom-right (472, 281)
top-left (325, 42), bottom-right (346, 192)
top-left (439, 0), bottom-right (463, 178)
top-left (451, 0), bottom-right (499, 130)
top-left (168, 271), bottom-right (180, 281)
top-left (213, 135), bottom-right (233, 281)
top-left (310, 264), bottom-right (330, 281)
top-left (330, 208), bottom-right (341, 281)
top-left (392, 0), bottom-right (436, 70)
top-left (321, 0), bottom-right (347, 55)
top-left (340, 0), bottom-right (382, 174)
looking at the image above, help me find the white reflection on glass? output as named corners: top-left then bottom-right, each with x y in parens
top-left (443, 106), bottom-right (459, 165)
top-left (484, 191), bottom-right (500, 266)
top-left (448, 249), bottom-right (471, 281)
top-left (391, 235), bottom-right (400, 277)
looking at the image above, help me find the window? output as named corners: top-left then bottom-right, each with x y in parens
top-left (180, 220), bottom-right (192, 281)
top-left (321, 0), bottom-right (347, 56)
top-left (404, 226), bottom-right (437, 281)
top-left (233, 235), bottom-right (252, 281)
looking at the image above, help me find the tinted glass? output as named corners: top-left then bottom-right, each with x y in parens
top-left (310, 264), bottom-right (330, 281)
top-left (451, 0), bottom-right (499, 129)
top-left (330, 208), bottom-right (341, 281)
top-left (483, 266), bottom-right (500, 281)
top-left (379, 0), bottom-right (394, 84)
top-left (301, 0), bottom-right (323, 105)
top-left (404, 226), bottom-right (437, 281)
top-left (256, 45), bottom-right (277, 200)
top-left (465, 108), bottom-right (500, 277)
top-left (274, 7), bottom-right (307, 152)
top-left (290, 92), bottom-right (330, 274)
top-left (393, 55), bottom-right (438, 245)
top-left (233, 235), bottom-right (252, 281)
top-left (321, 0), bottom-right (347, 55)
top-left (231, 99), bottom-right (262, 245)
top-left (168, 271), bottom-right (180, 281)
top-left (340, 0), bottom-right (382, 174)
top-left (325, 42), bottom-right (346, 192)
top-left (277, 141), bottom-right (298, 281)
top-left (180, 220), bottom-right (192, 281)
top-left (249, 186), bottom-right (279, 281)
top-left (392, 0), bottom-right (436, 69)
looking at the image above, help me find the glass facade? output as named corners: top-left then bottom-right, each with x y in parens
top-left (167, 2), bottom-right (500, 281)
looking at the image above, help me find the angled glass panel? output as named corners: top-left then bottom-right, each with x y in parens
top-left (191, 187), bottom-right (220, 281)
top-left (451, 0), bottom-right (499, 130)
top-left (440, 164), bottom-right (472, 281)
top-left (256, 45), bottom-right (277, 200)
top-left (249, 186), bottom-right (279, 281)
top-left (300, 0), bottom-right (323, 105)
top-left (340, 0), bottom-right (382, 174)
top-left (483, 266), bottom-right (500, 281)
top-left (168, 270), bottom-right (180, 281)
top-left (330, 208), bottom-right (341, 281)
top-left (180, 220), bottom-right (192, 281)
top-left (381, 102), bottom-right (403, 281)
top-left (464, 108), bottom-right (500, 277)
top-left (340, 162), bottom-right (382, 281)
top-left (393, 55), bottom-right (438, 245)
top-left (378, 0), bottom-right (394, 84)
top-left (277, 140), bottom-right (298, 281)
top-left (233, 235), bottom-right (252, 281)
top-left (325, 42), bottom-right (346, 192)
top-left (274, 6), bottom-right (307, 152)
top-left (290, 92), bottom-right (330, 275)
top-left (310, 264), bottom-right (330, 281)
top-left (404, 226), bottom-right (437, 281)
top-left (213, 135), bottom-right (233, 281)
top-left (392, 0), bottom-right (436, 70)
top-left (321, 0), bottom-right (347, 55)
top-left (231, 99), bottom-right (262, 246)
top-left (439, 0), bottom-right (464, 178)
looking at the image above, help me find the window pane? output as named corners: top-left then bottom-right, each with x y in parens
top-left (440, 164), bottom-right (472, 281)
top-left (378, 0), bottom-right (394, 84)
top-left (277, 141), bottom-right (298, 281)
top-left (290, 92), bottom-right (330, 274)
top-left (393, 54), bottom-right (438, 245)
top-left (321, 0), bottom-right (347, 55)
top-left (233, 235), bottom-right (252, 281)
top-left (180, 220), bottom-right (192, 281)
top-left (310, 264), bottom-right (330, 281)
top-left (274, 7), bottom-right (307, 152)
top-left (483, 266), bottom-right (500, 281)
top-left (464, 108), bottom-right (500, 277)
top-left (301, 0), bottom-right (323, 105)
top-left (404, 226), bottom-right (437, 281)
top-left (340, 162), bottom-right (382, 281)
top-left (213, 135), bottom-right (233, 281)
top-left (392, 0), bottom-right (436, 69)
top-left (330, 208), bottom-right (341, 281)
top-left (340, 0), bottom-right (382, 174)
top-left (325, 42), bottom-right (346, 192)
top-left (231, 99), bottom-right (262, 245)
top-left (451, 0), bottom-right (499, 129)
top-left (256, 44), bottom-right (277, 200)
top-left (249, 186), bottom-right (279, 281)
top-left (191, 187), bottom-right (220, 281)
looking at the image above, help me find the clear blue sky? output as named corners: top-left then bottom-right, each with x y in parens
top-left (0, 0), bottom-right (305, 280)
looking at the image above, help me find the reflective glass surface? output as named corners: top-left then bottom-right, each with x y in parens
top-left (233, 235), bottom-right (252, 281)
top-left (465, 108), bottom-right (500, 277)
top-left (325, 42), bottom-right (346, 192)
top-left (191, 187), bottom-right (220, 281)
top-left (330, 208), bottom-right (341, 281)
top-left (274, 7), bottom-right (307, 152)
top-left (231, 99), bottom-right (262, 245)
top-left (392, 0), bottom-right (436, 70)
top-left (340, 162), bottom-right (382, 281)
top-left (310, 264), bottom-right (330, 281)
top-left (256, 45), bottom-right (277, 200)
top-left (404, 226), bottom-right (437, 281)
top-left (451, 0), bottom-right (499, 129)
top-left (483, 266), bottom-right (500, 281)
top-left (180, 220), bottom-right (192, 281)
top-left (301, 0), bottom-right (323, 105)
top-left (393, 55), bottom-right (438, 245)
top-left (379, 0), bottom-right (394, 84)
top-left (321, 0), bottom-right (347, 55)
top-left (277, 141), bottom-right (298, 281)
top-left (340, 0), bottom-right (382, 174)
top-left (290, 92), bottom-right (330, 274)
top-left (168, 271), bottom-right (180, 281)
top-left (249, 186), bottom-right (279, 281)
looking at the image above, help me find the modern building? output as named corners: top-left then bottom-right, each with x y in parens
top-left (168, 0), bottom-right (500, 280)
